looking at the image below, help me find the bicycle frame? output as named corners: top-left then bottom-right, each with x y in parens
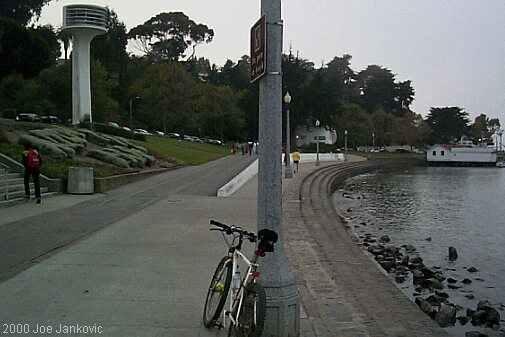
top-left (221, 233), bottom-right (260, 328)
top-left (204, 220), bottom-right (277, 333)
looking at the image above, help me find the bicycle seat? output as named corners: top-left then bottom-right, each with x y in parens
top-left (257, 229), bottom-right (278, 252)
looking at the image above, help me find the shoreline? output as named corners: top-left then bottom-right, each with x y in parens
top-left (330, 164), bottom-right (504, 337)
top-left (283, 157), bottom-right (452, 336)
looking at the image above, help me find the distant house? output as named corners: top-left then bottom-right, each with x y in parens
top-left (427, 144), bottom-right (497, 166)
top-left (294, 125), bottom-right (337, 147)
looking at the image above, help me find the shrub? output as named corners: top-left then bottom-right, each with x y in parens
top-left (101, 134), bottom-right (130, 147)
top-left (102, 147), bottom-right (141, 167)
top-left (77, 129), bottom-right (109, 146)
top-left (18, 134), bottom-right (67, 159)
top-left (87, 149), bottom-right (129, 168)
top-left (132, 133), bottom-right (146, 142)
top-left (127, 142), bottom-right (148, 154)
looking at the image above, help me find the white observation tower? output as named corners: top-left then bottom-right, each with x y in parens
top-left (62, 4), bottom-right (108, 125)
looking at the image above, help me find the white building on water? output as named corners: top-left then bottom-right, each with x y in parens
top-left (427, 144), bottom-right (497, 166)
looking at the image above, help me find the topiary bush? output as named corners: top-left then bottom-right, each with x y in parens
top-left (77, 129), bottom-right (109, 146)
top-left (102, 147), bottom-right (141, 167)
top-left (87, 149), bottom-right (129, 168)
top-left (18, 134), bottom-right (67, 159)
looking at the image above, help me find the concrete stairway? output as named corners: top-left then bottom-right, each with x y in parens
top-left (0, 168), bottom-right (51, 207)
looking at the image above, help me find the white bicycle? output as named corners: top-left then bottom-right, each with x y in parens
top-left (203, 220), bottom-right (278, 337)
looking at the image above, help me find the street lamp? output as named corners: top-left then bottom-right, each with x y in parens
top-left (372, 132), bottom-right (375, 154)
top-left (315, 119), bottom-right (320, 166)
top-left (284, 92), bottom-right (293, 178)
top-left (129, 96), bottom-right (139, 130)
top-left (344, 129), bottom-right (348, 161)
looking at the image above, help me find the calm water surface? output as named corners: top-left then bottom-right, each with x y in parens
top-left (333, 166), bottom-right (505, 336)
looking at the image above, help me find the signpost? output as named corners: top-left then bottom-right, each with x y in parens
top-left (250, 15), bottom-right (266, 83)
top-left (255, 1), bottom-right (300, 334)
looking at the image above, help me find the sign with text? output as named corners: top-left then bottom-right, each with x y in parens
top-left (250, 15), bottom-right (266, 83)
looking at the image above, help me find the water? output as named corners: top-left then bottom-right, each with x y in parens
top-left (333, 166), bottom-right (505, 336)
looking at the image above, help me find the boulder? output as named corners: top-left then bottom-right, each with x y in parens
top-left (415, 297), bottom-right (437, 318)
top-left (448, 246), bottom-right (458, 261)
top-left (435, 303), bottom-right (457, 327)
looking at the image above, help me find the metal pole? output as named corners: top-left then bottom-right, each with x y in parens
top-left (258, 0), bottom-right (299, 335)
top-left (129, 99), bottom-right (132, 130)
top-left (315, 119), bottom-right (320, 166)
top-left (284, 92), bottom-right (293, 178)
top-left (344, 130), bottom-right (348, 161)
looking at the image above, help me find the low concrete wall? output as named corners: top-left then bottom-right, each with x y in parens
top-left (217, 159), bottom-right (258, 197)
top-left (217, 153), bottom-right (345, 197)
top-left (94, 167), bottom-right (177, 193)
top-left (295, 152), bottom-right (344, 163)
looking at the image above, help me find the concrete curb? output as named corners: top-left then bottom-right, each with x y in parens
top-left (217, 159), bottom-right (258, 197)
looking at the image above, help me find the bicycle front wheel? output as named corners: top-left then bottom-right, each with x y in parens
top-left (227, 282), bottom-right (266, 337)
top-left (203, 256), bottom-right (233, 328)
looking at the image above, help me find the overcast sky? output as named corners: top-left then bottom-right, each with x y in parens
top-left (40, 0), bottom-right (505, 125)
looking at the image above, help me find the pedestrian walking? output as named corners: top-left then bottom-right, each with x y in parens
top-left (292, 149), bottom-right (300, 173)
top-left (22, 143), bottom-right (42, 204)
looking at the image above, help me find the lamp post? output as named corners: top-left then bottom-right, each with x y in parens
top-left (129, 96), bottom-right (139, 130)
top-left (257, 1), bottom-right (299, 334)
top-left (284, 92), bottom-right (293, 178)
top-left (315, 119), bottom-right (320, 166)
top-left (372, 132), bottom-right (375, 154)
top-left (344, 129), bottom-right (348, 161)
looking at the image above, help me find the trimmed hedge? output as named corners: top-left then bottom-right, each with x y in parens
top-left (16, 125), bottom-right (154, 168)
top-left (77, 129), bottom-right (109, 146)
top-left (87, 149), bottom-right (130, 168)
top-left (19, 134), bottom-right (67, 159)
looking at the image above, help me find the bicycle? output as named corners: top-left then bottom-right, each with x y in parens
top-left (203, 220), bottom-right (278, 337)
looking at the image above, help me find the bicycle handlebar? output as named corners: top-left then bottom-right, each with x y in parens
top-left (210, 220), bottom-right (256, 241)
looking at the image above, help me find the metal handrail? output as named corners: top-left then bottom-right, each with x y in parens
top-left (0, 162), bottom-right (9, 200)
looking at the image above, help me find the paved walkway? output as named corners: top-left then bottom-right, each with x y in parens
top-left (0, 156), bottom-right (450, 336)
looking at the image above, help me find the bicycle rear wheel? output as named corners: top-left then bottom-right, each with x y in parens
top-left (227, 282), bottom-right (266, 337)
top-left (203, 256), bottom-right (233, 328)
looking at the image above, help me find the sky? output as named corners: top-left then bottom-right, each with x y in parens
top-left (39, 0), bottom-right (505, 125)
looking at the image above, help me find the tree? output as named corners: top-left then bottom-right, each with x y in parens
top-left (128, 12), bottom-right (214, 63)
top-left (333, 102), bottom-right (372, 148)
top-left (0, 0), bottom-right (53, 26)
top-left (91, 9), bottom-right (129, 109)
top-left (392, 112), bottom-right (430, 148)
top-left (0, 18), bottom-right (53, 80)
top-left (197, 85), bottom-right (245, 142)
top-left (425, 107), bottom-right (470, 144)
top-left (33, 24), bottom-right (60, 60)
top-left (357, 65), bottom-right (414, 117)
top-left (130, 62), bottom-right (198, 132)
top-left (35, 64), bottom-right (72, 119)
top-left (90, 60), bottom-right (120, 123)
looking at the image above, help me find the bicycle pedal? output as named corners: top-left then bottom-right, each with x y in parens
top-left (212, 321), bottom-right (225, 329)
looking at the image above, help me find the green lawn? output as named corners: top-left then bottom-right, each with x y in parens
top-left (133, 136), bottom-right (230, 166)
top-left (0, 122), bottom-right (231, 179)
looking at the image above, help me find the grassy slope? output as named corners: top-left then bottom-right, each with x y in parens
top-left (0, 121), bottom-right (230, 179)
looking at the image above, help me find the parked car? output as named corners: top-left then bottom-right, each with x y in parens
top-left (167, 132), bottom-right (180, 138)
top-left (153, 131), bottom-right (165, 136)
top-left (108, 122), bottom-right (119, 128)
top-left (134, 129), bottom-right (150, 135)
top-left (206, 139), bottom-right (222, 145)
top-left (40, 115), bottom-right (60, 124)
top-left (15, 113), bottom-right (40, 122)
top-left (122, 126), bottom-right (131, 131)
top-left (185, 135), bottom-right (203, 143)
